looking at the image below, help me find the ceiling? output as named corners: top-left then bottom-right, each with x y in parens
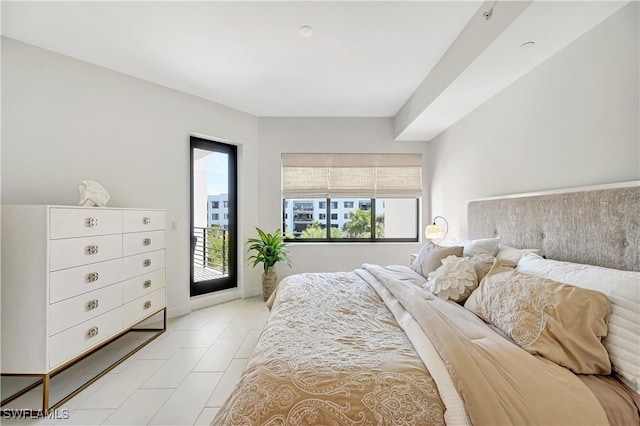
top-left (1, 1), bottom-right (631, 140)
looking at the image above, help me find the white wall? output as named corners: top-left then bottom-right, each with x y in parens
top-left (428, 2), bottom-right (640, 240)
top-left (1, 38), bottom-right (262, 317)
top-left (257, 118), bottom-right (429, 279)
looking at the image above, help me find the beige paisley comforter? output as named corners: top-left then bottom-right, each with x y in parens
top-left (212, 265), bottom-right (612, 426)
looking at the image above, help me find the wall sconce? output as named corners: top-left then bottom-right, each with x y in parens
top-left (425, 216), bottom-right (448, 245)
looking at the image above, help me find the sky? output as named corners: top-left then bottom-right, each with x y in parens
top-left (206, 152), bottom-right (228, 195)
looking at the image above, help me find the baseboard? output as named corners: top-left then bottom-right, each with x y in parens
top-left (190, 288), bottom-right (242, 311)
top-left (241, 287), bottom-right (262, 298)
top-left (167, 304), bottom-right (192, 319)
top-left (171, 286), bottom-right (264, 316)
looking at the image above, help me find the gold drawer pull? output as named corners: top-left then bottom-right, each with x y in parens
top-left (86, 272), bottom-right (99, 283)
top-left (86, 217), bottom-right (99, 227)
top-left (87, 299), bottom-right (99, 310)
top-left (86, 245), bottom-right (99, 255)
top-left (144, 301), bottom-right (152, 310)
top-left (143, 217), bottom-right (151, 225)
top-left (143, 259), bottom-right (151, 267)
top-left (143, 238), bottom-right (152, 246)
top-left (143, 280), bottom-right (152, 289)
top-left (87, 326), bottom-right (99, 338)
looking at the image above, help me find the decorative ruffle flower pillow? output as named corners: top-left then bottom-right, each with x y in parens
top-left (423, 255), bottom-right (478, 302)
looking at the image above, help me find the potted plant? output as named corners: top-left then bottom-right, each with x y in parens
top-left (247, 227), bottom-right (291, 301)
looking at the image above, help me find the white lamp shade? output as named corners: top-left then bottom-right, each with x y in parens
top-left (425, 224), bottom-right (445, 239)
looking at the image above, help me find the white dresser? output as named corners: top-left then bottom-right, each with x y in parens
top-left (1, 205), bottom-right (167, 409)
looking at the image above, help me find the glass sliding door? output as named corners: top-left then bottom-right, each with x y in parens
top-left (190, 137), bottom-right (237, 296)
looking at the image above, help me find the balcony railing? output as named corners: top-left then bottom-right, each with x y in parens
top-left (193, 227), bottom-right (228, 280)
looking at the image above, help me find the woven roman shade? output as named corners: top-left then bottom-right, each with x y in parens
top-left (282, 153), bottom-right (422, 198)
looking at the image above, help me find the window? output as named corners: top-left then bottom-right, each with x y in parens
top-left (282, 153), bottom-right (421, 242)
top-left (358, 201), bottom-right (371, 211)
top-left (223, 201), bottom-right (229, 208)
top-left (212, 213), bottom-right (219, 220)
top-left (284, 198), bottom-right (326, 239)
top-left (211, 201), bottom-right (219, 209)
top-left (224, 213), bottom-right (229, 219)
top-left (294, 202), bottom-right (314, 211)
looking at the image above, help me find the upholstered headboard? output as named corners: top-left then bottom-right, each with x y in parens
top-left (467, 182), bottom-right (640, 272)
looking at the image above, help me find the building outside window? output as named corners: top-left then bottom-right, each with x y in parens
top-left (344, 201), bottom-right (354, 208)
top-left (207, 193), bottom-right (230, 228)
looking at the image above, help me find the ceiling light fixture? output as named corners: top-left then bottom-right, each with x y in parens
top-left (298, 25), bottom-right (313, 38)
top-left (520, 41), bottom-right (536, 49)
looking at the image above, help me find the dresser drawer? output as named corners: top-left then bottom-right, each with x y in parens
top-left (50, 208), bottom-right (122, 239)
top-left (123, 250), bottom-right (165, 278)
top-left (49, 234), bottom-right (123, 271)
top-left (123, 210), bottom-right (165, 233)
top-left (123, 230), bottom-right (166, 256)
top-left (50, 283), bottom-right (123, 336)
top-left (49, 307), bottom-right (123, 369)
top-left (122, 269), bottom-right (166, 303)
top-left (50, 258), bottom-right (124, 303)
top-left (123, 288), bottom-right (166, 328)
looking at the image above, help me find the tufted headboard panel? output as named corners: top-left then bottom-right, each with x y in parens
top-left (467, 182), bottom-right (640, 272)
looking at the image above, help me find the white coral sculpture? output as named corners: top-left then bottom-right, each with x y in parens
top-left (79, 180), bottom-right (111, 207)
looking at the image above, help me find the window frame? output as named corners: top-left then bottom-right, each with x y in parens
top-left (283, 197), bottom-right (419, 243)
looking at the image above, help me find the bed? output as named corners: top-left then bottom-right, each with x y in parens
top-left (212, 182), bottom-right (640, 425)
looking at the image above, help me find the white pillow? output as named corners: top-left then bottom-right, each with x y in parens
top-left (516, 253), bottom-right (640, 393)
top-left (424, 255), bottom-right (478, 303)
top-left (496, 244), bottom-right (542, 264)
top-left (446, 237), bottom-right (501, 257)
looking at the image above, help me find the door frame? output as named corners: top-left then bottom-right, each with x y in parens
top-left (190, 136), bottom-right (238, 296)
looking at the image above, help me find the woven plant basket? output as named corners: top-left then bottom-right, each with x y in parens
top-left (262, 267), bottom-right (278, 302)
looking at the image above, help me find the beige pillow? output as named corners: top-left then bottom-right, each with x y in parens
top-left (410, 241), bottom-right (463, 278)
top-left (467, 254), bottom-right (497, 282)
top-left (496, 244), bottom-right (542, 264)
top-left (465, 259), bottom-right (611, 374)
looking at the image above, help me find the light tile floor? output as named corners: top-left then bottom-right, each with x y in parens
top-left (2, 297), bottom-right (269, 426)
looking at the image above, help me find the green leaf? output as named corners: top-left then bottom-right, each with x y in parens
top-left (246, 227), bottom-right (291, 271)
